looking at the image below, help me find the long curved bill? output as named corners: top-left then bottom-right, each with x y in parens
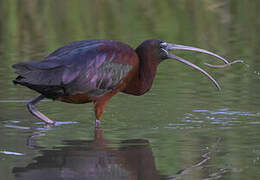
top-left (167, 53), bottom-right (221, 90)
top-left (163, 43), bottom-right (236, 91)
top-left (165, 44), bottom-right (230, 64)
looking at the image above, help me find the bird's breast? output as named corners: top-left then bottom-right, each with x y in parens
top-left (56, 93), bottom-right (94, 104)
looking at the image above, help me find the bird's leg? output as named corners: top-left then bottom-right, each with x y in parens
top-left (27, 95), bottom-right (55, 125)
top-left (93, 100), bottom-right (107, 128)
top-left (93, 83), bottom-right (126, 128)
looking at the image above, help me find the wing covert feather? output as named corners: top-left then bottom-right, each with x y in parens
top-left (64, 53), bottom-right (133, 97)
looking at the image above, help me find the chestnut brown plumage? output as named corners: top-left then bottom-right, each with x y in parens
top-left (12, 39), bottom-right (233, 126)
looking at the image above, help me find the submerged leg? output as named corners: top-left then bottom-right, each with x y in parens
top-left (93, 83), bottom-right (126, 128)
top-left (27, 95), bottom-right (55, 125)
top-left (93, 100), bottom-right (107, 128)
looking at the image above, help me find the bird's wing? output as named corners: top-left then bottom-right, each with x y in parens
top-left (46, 39), bottom-right (109, 59)
top-left (13, 40), bottom-right (134, 98)
top-left (64, 53), bottom-right (133, 97)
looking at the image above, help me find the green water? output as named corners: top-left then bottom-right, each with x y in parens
top-left (0, 0), bottom-right (260, 179)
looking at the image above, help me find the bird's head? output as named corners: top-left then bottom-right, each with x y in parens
top-left (137, 39), bottom-right (232, 90)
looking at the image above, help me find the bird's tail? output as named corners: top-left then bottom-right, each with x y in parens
top-left (12, 61), bottom-right (39, 85)
top-left (13, 76), bottom-right (24, 85)
top-left (12, 60), bottom-right (64, 86)
top-left (12, 60), bottom-right (66, 99)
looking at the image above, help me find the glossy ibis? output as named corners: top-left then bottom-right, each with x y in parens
top-left (13, 39), bottom-right (233, 126)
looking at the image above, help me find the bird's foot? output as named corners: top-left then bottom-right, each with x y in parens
top-left (43, 122), bottom-right (56, 128)
top-left (95, 119), bottom-right (101, 128)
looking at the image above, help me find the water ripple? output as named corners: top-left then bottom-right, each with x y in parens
top-left (0, 150), bottom-right (24, 156)
top-left (4, 125), bottom-right (30, 130)
top-left (180, 108), bottom-right (260, 128)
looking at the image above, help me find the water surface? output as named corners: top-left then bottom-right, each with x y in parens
top-left (0, 0), bottom-right (260, 179)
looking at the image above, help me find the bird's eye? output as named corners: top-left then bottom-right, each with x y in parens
top-left (160, 42), bottom-right (168, 56)
top-left (160, 42), bottom-right (167, 48)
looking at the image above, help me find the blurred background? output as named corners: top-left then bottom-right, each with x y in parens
top-left (0, 0), bottom-right (260, 179)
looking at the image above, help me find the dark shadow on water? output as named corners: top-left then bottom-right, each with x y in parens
top-left (12, 127), bottom-right (226, 180)
top-left (12, 128), bottom-right (167, 180)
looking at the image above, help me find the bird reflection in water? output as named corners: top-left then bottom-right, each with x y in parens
top-left (13, 128), bottom-right (160, 180)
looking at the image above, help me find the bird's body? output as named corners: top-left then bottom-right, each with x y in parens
top-left (13, 39), bottom-right (232, 126)
top-left (14, 40), bottom-right (134, 99)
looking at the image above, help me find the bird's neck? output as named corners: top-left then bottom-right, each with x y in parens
top-left (137, 54), bottom-right (158, 95)
top-left (123, 49), bottom-right (159, 96)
